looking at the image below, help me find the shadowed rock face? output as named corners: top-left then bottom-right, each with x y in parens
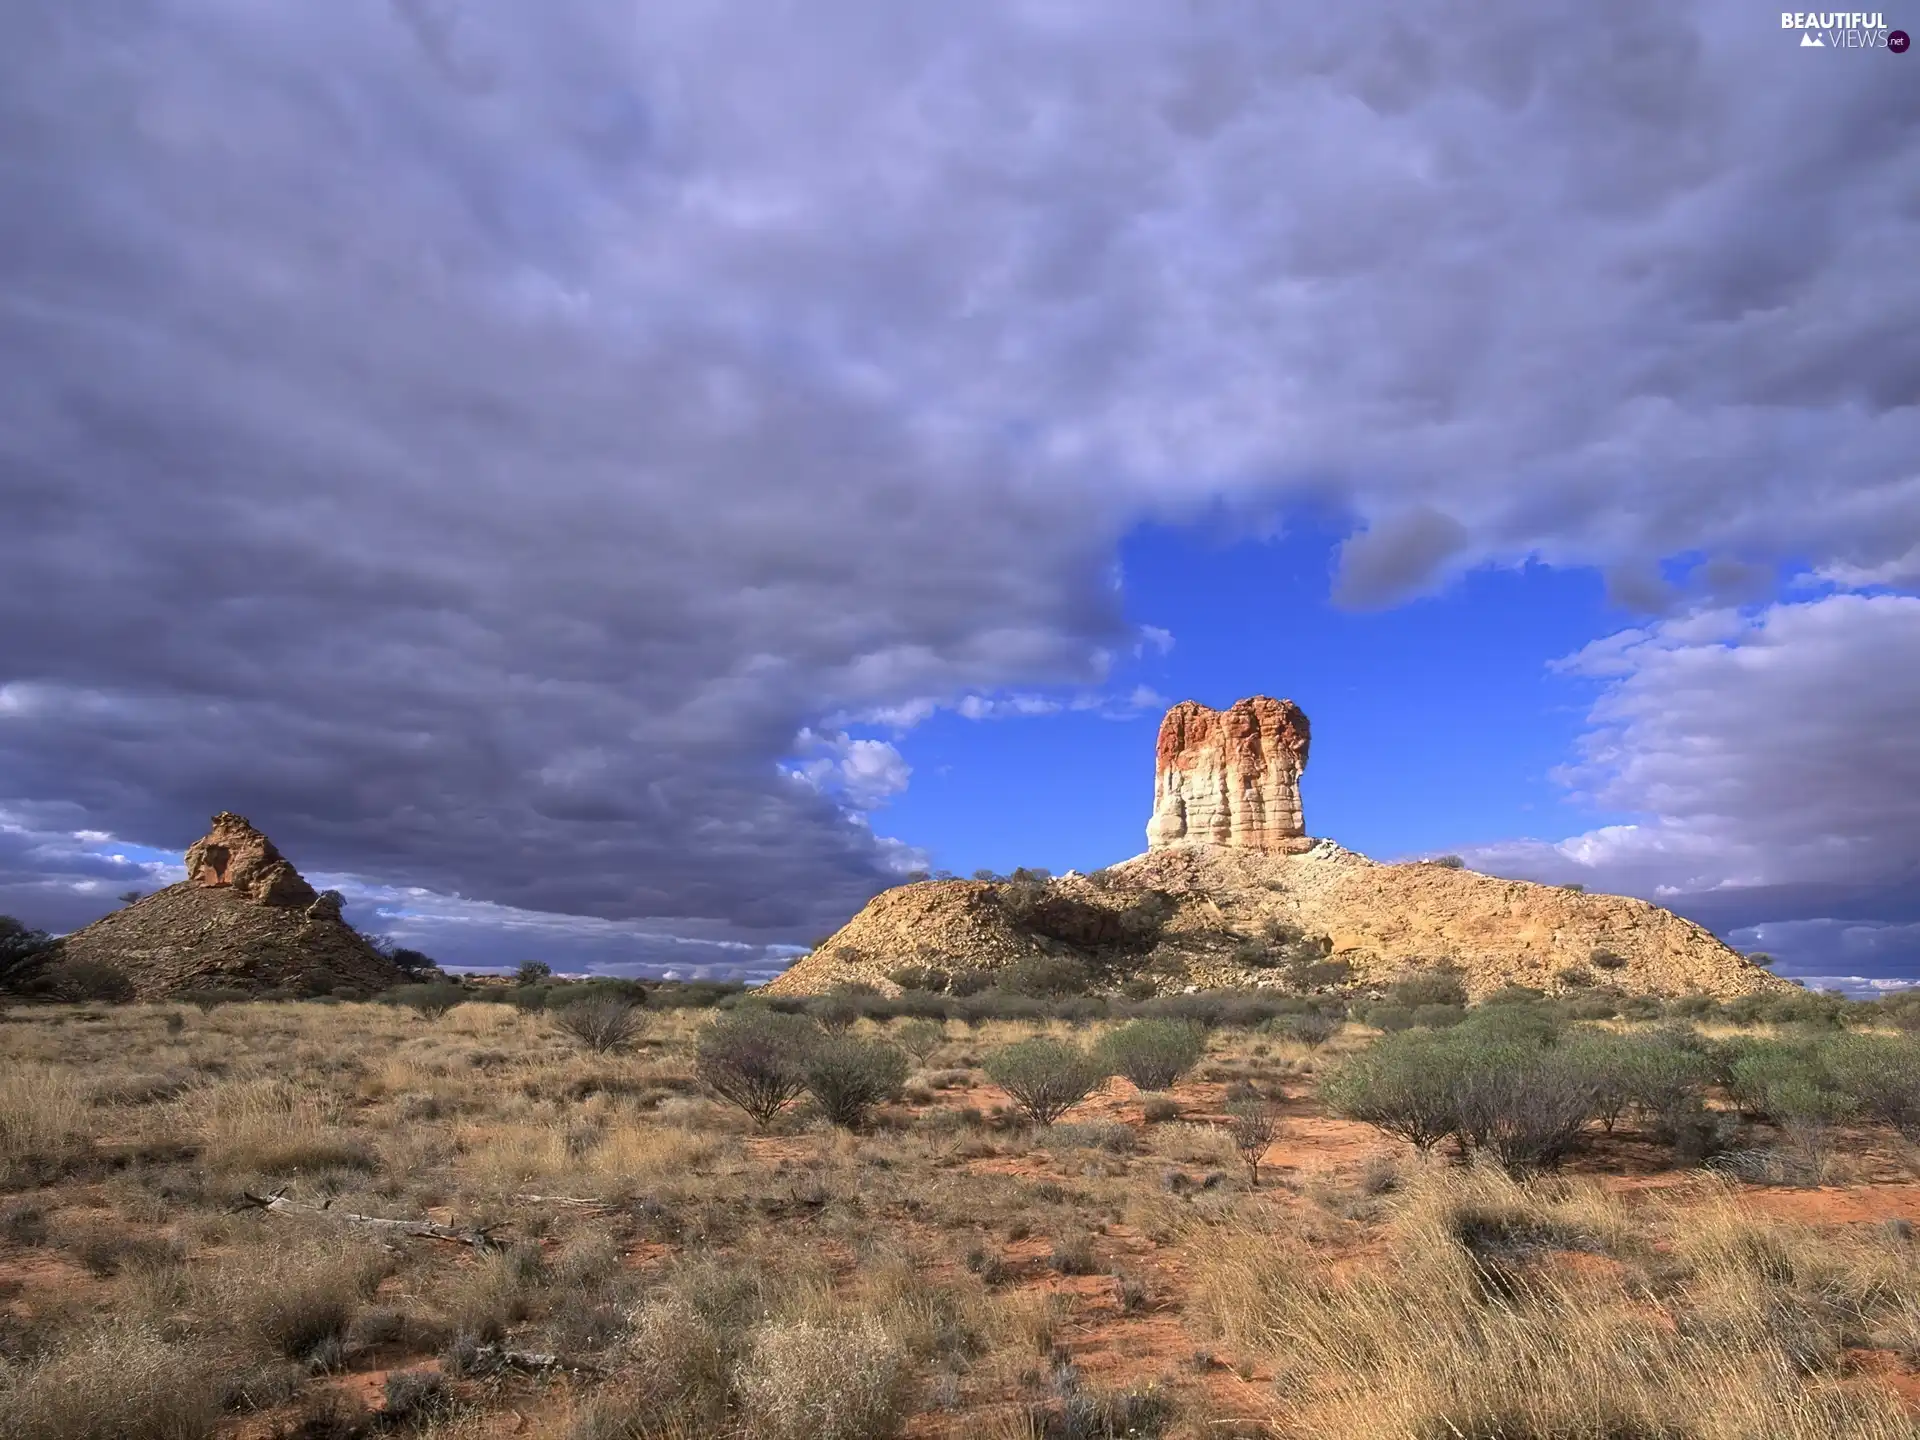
top-left (1147, 697), bottom-right (1312, 855)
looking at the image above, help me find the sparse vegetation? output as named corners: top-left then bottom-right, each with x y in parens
top-left (5, 981), bottom-right (1920, 1436)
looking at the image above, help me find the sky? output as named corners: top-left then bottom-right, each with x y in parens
top-left (1, 2), bottom-right (1916, 991)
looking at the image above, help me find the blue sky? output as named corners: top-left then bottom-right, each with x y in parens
top-left (868, 518), bottom-right (1627, 881)
top-left (2, 2), bottom-right (1916, 992)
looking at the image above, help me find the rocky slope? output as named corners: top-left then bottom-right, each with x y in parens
top-left (51, 814), bottom-right (407, 999)
top-left (768, 842), bottom-right (1786, 1000)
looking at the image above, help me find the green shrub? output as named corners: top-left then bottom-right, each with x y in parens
top-left (1321, 1031), bottom-right (1472, 1154)
top-left (1386, 967), bottom-right (1468, 1010)
top-left (948, 968), bottom-right (994, 997)
top-left (55, 960), bottom-right (135, 1003)
top-left (1095, 1020), bottom-right (1206, 1090)
top-left (514, 961), bottom-right (552, 985)
top-left (1590, 948), bottom-right (1628, 971)
top-left (694, 1010), bottom-right (822, 1129)
top-left (893, 1018), bottom-right (945, 1065)
top-left (1268, 1010), bottom-right (1341, 1047)
top-left (1411, 1003), bottom-right (1467, 1030)
top-left (381, 984), bottom-right (465, 1019)
top-left (984, 1038), bottom-right (1108, 1125)
top-left (1456, 1001), bottom-right (1561, 1048)
top-left (1366, 1003), bottom-right (1416, 1033)
top-left (887, 964), bottom-right (950, 994)
top-left (1822, 1035), bottom-right (1920, 1138)
top-left (806, 991), bottom-right (867, 1032)
top-left (802, 1036), bottom-right (908, 1129)
top-left (1452, 1044), bottom-right (1601, 1173)
top-left (996, 956), bottom-right (1092, 999)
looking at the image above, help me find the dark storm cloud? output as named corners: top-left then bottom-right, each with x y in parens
top-left (2, 1), bottom-right (1916, 952)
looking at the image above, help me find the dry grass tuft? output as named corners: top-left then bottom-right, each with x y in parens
top-left (1190, 1164), bottom-right (1920, 1439)
top-left (734, 1314), bottom-right (913, 1440)
top-left (0, 1323), bottom-right (225, 1440)
top-left (0, 1062), bottom-right (89, 1181)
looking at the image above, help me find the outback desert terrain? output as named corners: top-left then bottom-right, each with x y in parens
top-left (8, 979), bottom-right (1920, 1439)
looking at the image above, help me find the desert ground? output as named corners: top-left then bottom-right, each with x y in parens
top-left (7, 987), bottom-right (1920, 1439)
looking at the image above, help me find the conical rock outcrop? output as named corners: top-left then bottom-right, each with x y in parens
top-left (53, 814), bottom-right (407, 999)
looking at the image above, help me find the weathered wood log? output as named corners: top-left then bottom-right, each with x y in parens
top-left (235, 1189), bottom-right (501, 1250)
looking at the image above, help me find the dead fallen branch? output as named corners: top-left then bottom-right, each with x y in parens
top-left (509, 1193), bottom-right (613, 1211)
top-left (235, 1188), bottom-right (501, 1250)
top-left (456, 1343), bottom-right (605, 1377)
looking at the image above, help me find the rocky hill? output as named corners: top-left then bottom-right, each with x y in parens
top-left (767, 697), bottom-right (1788, 1001)
top-left (49, 813), bottom-right (408, 999)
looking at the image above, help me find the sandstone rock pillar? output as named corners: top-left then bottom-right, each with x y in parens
top-left (1146, 697), bottom-right (1311, 854)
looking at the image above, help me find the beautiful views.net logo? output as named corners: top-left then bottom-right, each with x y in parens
top-left (1780, 11), bottom-right (1910, 49)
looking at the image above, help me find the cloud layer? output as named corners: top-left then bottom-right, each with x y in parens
top-left (1466, 594), bottom-right (1920, 975)
top-left (1, 1), bottom-right (1915, 957)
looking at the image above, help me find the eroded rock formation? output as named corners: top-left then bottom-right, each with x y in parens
top-left (185, 811), bottom-right (318, 907)
top-left (769, 689), bottom-right (1786, 1001)
top-left (1146, 697), bottom-right (1312, 855)
top-left (55, 813), bottom-right (406, 999)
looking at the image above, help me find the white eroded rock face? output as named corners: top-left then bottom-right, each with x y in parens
top-left (1146, 696), bottom-right (1312, 855)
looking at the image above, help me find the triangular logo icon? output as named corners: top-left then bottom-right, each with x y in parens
top-left (1800, 31), bottom-right (1825, 45)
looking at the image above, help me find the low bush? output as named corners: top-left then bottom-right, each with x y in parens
top-left (1322, 1031), bottom-right (1475, 1154)
top-left (1365, 1004), bottom-right (1416, 1033)
top-left (54, 959), bottom-right (135, 1003)
top-left (887, 964), bottom-right (950, 994)
top-left (1386, 967), bottom-right (1469, 1010)
top-left (803, 1036), bottom-right (909, 1129)
top-left (381, 984), bottom-right (466, 1020)
top-left (984, 1038), bottom-right (1108, 1125)
top-left (997, 955), bottom-right (1093, 999)
top-left (1452, 1045), bottom-right (1601, 1172)
top-left (1095, 1020), bottom-right (1205, 1090)
top-left (808, 991), bottom-right (866, 1032)
top-left (1224, 1097), bottom-right (1280, 1187)
top-left (553, 994), bottom-right (645, 1054)
top-left (694, 1009), bottom-right (822, 1129)
top-left (893, 1018), bottom-right (946, 1064)
top-left (1268, 1010), bottom-right (1341, 1047)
